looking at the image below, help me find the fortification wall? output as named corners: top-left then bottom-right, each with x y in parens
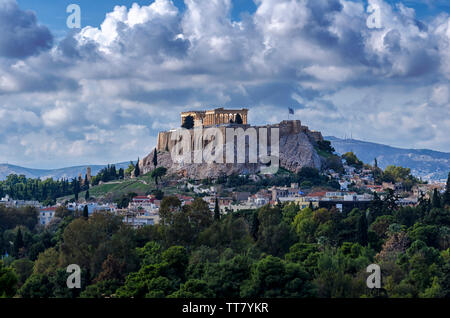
top-left (156, 120), bottom-right (323, 153)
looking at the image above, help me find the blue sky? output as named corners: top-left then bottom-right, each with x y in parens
top-left (1, 0), bottom-right (450, 168)
top-left (17, 0), bottom-right (259, 33)
top-left (16, 0), bottom-right (448, 33)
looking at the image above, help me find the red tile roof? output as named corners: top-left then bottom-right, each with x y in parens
top-left (133, 196), bottom-right (149, 200)
top-left (307, 191), bottom-right (327, 197)
top-left (40, 207), bottom-right (57, 211)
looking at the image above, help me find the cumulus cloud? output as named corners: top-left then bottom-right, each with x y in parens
top-left (0, 0), bottom-right (52, 58)
top-left (0, 0), bottom-right (450, 168)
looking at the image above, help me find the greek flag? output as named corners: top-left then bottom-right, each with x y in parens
top-left (288, 107), bottom-right (294, 115)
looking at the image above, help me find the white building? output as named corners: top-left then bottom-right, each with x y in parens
top-left (39, 207), bottom-right (57, 225)
top-left (0, 195), bottom-right (40, 208)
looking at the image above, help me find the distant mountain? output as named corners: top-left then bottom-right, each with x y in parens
top-left (0, 162), bottom-right (132, 181)
top-left (326, 136), bottom-right (450, 182)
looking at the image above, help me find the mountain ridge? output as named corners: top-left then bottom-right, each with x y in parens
top-left (326, 136), bottom-right (450, 181)
top-left (0, 162), bottom-right (131, 181)
top-left (1, 137), bottom-right (449, 182)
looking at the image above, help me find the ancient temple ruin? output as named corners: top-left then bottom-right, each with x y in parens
top-left (181, 107), bottom-right (248, 127)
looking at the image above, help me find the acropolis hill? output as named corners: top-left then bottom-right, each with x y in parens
top-left (141, 108), bottom-right (328, 179)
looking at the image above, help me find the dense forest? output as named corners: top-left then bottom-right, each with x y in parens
top-left (0, 164), bottom-right (129, 205)
top-left (0, 173), bottom-right (449, 298)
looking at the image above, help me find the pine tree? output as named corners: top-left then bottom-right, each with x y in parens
top-left (214, 198), bottom-right (220, 221)
top-left (152, 149), bottom-right (158, 167)
top-left (83, 205), bottom-right (89, 219)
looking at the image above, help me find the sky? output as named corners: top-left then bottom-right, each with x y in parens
top-left (0, 0), bottom-right (450, 169)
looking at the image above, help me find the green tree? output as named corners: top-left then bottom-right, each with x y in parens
top-left (444, 172), bottom-right (450, 206)
top-left (342, 152), bottom-right (363, 169)
top-left (11, 258), bottom-right (34, 287)
top-left (256, 205), bottom-right (297, 257)
top-left (241, 256), bottom-right (314, 297)
top-left (134, 158), bottom-right (141, 178)
top-left (432, 189), bottom-right (442, 209)
top-left (118, 168), bottom-right (124, 179)
top-left (85, 189), bottom-right (90, 201)
top-left (214, 198), bottom-right (220, 221)
top-left (357, 212), bottom-right (369, 246)
top-left (151, 167), bottom-right (167, 185)
top-left (33, 247), bottom-right (59, 276)
top-left (168, 279), bottom-right (214, 298)
top-left (19, 273), bottom-right (54, 298)
top-left (80, 279), bottom-right (121, 298)
top-left (0, 261), bottom-right (18, 297)
top-left (152, 149), bottom-right (158, 167)
top-left (59, 214), bottom-right (123, 279)
top-left (203, 255), bottom-right (252, 298)
top-left (83, 205), bottom-right (89, 219)
top-left (159, 196), bottom-right (182, 225)
top-left (125, 161), bottom-right (135, 177)
top-left (13, 227), bottom-right (24, 257)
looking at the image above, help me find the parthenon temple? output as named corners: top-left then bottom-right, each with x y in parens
top-left (181, 108), bottom-right (248, 127)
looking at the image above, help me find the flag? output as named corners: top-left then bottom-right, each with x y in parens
top-left (288, 107), bottom-right (294, 115)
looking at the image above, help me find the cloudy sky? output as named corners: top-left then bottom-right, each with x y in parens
top-left (0, 0), bottom-right (449, 169)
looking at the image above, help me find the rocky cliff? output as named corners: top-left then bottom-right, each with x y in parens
top-left (140, 120), bottom-right (325, 179)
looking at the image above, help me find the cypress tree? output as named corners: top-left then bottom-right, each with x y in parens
top-left (444, 172), bottom-right (450, 206)
top-left (85, 190), bottom-right (90, 201)
top-left (214, 198), bottom-right (220, 221)
top-left (153, 149), bottom-right (158, 167)
top-left (432, 188), bottom-right (441, 208)
top-left (134, 159), bottom-right (140, 178)
top-left (13, 228), bottom-right (24, 257)
top-left (83, 205), bottom-right (89, 219)
top-left (357, 212), bottom-right (368, 246)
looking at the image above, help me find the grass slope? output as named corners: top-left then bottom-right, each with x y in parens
top-left (58, 173), bottom-right (186, 202)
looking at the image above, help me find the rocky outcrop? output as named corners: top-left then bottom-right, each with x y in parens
top-left (141, 120), bottom-right (325, 179)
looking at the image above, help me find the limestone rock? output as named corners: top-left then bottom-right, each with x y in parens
top-left (141, 120), bottom-right (326, 179)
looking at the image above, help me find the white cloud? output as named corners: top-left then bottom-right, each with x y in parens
top-left (1, 0), bottom-right (450, 168)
